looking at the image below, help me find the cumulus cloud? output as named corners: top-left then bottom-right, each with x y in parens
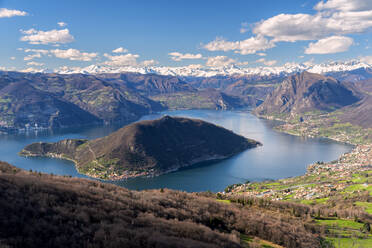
top-left (204, 36), bottom-right (275, 55)
top-left (24, 53), bottom-right (42, 61)
top-left (50, 49), bottom-right (98, 61)
top-left (21, 48), bottom-right (97, 62)
top-left (27, 61), bottom-right (44, 66)
top-left (314, 0), bottom-right (372, 12)
top-left (21, 67), bottom-right (45, 73)
top-left (57, 22), bottom-right (67, 27)
top-left (253, 0), bottom-right (372, 42)
top-left (187, 64), bottom-right (204, 69)
top-left (112, 47), bottom-right (128, 53)
top-left (24, 48), bottom-right (49, 54)
top-left (10, 57), bottom-right (16, 60)
top-left (240, 22), bottom-right (249, 34)
top-left (0, 8), bottom-right (27, 18)
top-left (20, 28), bottom-right (74, 45)
top-left (305, 36), bottom-right (353, 54)
top-left (141, 59), bottom-right (158, 66)
top-left (256, 58), bottom-right (277, 66)
top-left (168, 52), bottom-right (203, 61)
top-left (206, 56), bottom-right (237, 67)
top-left (360, 56), bottom-right (372, 64)
top-left (103, 53), bottom-right (140, 67)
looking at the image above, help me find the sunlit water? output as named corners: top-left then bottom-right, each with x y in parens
top-left (0, 110), bottom-right (352, 192)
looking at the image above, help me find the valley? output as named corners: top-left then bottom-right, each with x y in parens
top-left (2, 1), bottom-right (372, 247)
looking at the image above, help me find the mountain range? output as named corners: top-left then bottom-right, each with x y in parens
top-left (0, 71), bottom-right (276, 132)
top-left (53, 60), bottom-right (372, 78)
top-left (1, 62), bottom-right (371, 132)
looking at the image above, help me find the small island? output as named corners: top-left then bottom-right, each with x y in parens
top-left (20, 116), bottom-right (261, 180)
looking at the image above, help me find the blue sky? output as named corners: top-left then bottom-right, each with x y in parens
top-left (0, 0), bottom-right (371, 71)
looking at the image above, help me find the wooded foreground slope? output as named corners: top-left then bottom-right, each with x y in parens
top-left (0, 162), bottom-right (322, 248)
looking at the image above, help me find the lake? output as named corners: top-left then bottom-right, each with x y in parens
top-left (0, 110), bottom-right (352, 192)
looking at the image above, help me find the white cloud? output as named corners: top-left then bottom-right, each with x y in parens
top-left (103, 53), bottom-right (140, 66)
top-left (0, 66), bottom-right (16, 71)
top-left (21, 48), bottom-right (97, 61)
top-left (27, 61), bottom-right (44, 66)
top-left (187, 64), bottom-right (204, 69)
top-left (360, 56), bottom-right (372, 64)
top-left (305, 36), bottom-right (353, 54)
top-left (205, 56), bottom-right (237, 67)
top-left (24, 53), bottom-right (42, 61)
top-left (141, 59), bottom-right (158, 66)
top-left (240, 22), bottom-right (249, 34)
top-left (57, 22), bottom-right (67, 27)
top-left (315, 0), bottom-right (372, 12)
top-left (50, 49), bottom-right (98, 61)
top-left (10, 57), bottom-right (16, 60)
top-left (0, 8), bottom-right (27, 18)
top-left (21, 67), bottom-right (45, 73)
top-left (204, 36), bottom-right (275, 55)
top-left (256, 58), bottom-right (277, 66)
top-left (20, 28), bottom-right (74, 45)
top-left (112, 47), bottom-right (128, 53)
top-left (24, 48), bottom-right (49, 54)
top-left (257, 53), bottom-right (266, 56)
top-left (253, 0), bottom-right (372, 42)
top-left (168, 52), bottom-right (203, 61)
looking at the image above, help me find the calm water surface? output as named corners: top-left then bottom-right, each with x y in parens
top-left (0, 110), bottom-right (352, 192)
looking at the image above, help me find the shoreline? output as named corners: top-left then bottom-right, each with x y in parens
top-left (254, 113), bottom-right (360, 146)
top-left (17, 109), bottom-right (357, 186)
top-left (221, 112), bottom-right (371, 194)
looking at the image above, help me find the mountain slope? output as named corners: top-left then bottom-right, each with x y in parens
top-left (0, 161), bottom-right (322, 248)
top-left (97, 73), bottom-right (196, 96)
top-left (21, 116), bottom-right (261, 179)
top-left (0, 73), bottom-right (164, 131)
top-left (254, 71), bottom-right (360, 117)
top-left (339, 96), bottom-right (372, 128)
top-left (25, 73), bottom-right (163, 124)
top-left (0, 81), bottom-right (101, 129)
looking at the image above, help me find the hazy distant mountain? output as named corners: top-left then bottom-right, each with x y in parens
top-left (0, 73), bottom-right (163, 131)
top-left (21, 116), bottom-right (260, 179)
top-left (0, 80), bottom-right (101, 130)
top-left (97, 73), bottom-right (264, 109)
top-left (254, 72), bottom-right (360, 117)
top-left (97, 73), bottom-right (196, 96)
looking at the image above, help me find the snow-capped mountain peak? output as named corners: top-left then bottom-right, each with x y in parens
top-left (32, 59), bottom-right (372, 77)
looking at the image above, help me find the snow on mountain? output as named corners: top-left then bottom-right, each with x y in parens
top-left (22, 60), bottom-right (372, 77)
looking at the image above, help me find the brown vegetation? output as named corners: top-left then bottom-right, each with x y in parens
top-left (0, 161), bottom-right (323, 248)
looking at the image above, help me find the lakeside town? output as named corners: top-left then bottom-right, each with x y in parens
top-left (225, 144), bottom-right (372, 205)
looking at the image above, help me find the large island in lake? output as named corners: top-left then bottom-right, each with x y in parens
top-left (20, 116), bottom-right (261, 180)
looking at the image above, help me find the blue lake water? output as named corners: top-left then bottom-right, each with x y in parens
top-left (0, 110), bottom-right (352, 192)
